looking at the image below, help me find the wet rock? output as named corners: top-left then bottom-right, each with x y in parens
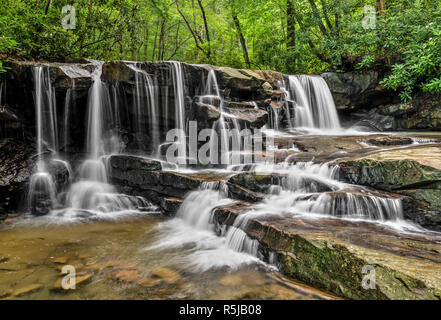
top-left (114, 269), bottom-right (139, 283)
top-left (52, 273), bottom-right (92, 291)
top-left (52, 256), bottom-right (68, 264)
top-left (227, 183), bottom-right (266, 202)
top-left (212, 203), bottom-right (441, 300)
top-left (217, 67), bottom-right (273, 100)
top-left (0, 139), bottom-right (36, 215)
top-left (366, 136), bottom-right (413, 146)
top-left (223, 107), bottom-right (268, 129)
top-left (352, 110), bottom-right (394, 131)
top-left (13, 284), bottom-right (43, 297)
top-left (339, 158), bottom-right (441, 192)
top-left (379, 102), bottom-right (417, 116)
top-left (150, 267), bottom-right (181, 284)
top-left (193, 102), bottom-right (220, 127)
top-left (338, 152), bottom-right (441, 230)
top-left (322, 71), bottom-right (397, 110)
top-left (160, 197), bottom-right (183, 215)
top-left (108, 154), bottom-right (162, 172)
top-left (228, 173), bottom-right (282, 194)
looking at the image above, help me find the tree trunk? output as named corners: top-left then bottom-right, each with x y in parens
top-left (286, 0), bottom-right (296, 72)
top-left (377, 0), bottom-right (386, 15)
top-left (232, 14), bottom-right (250, 68)
top-left (44, 0), bottom-right (52, 14)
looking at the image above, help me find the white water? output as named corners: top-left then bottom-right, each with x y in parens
top-left (147, 183), bottom-right (262, 272)
top-left (274, 74), bottom-right (342, 134)
top-left (128, 63), bottom-right (160, 152)
top-left (168, 61), bottom-right (187, 164)
top-left (27, 67), bottom-right (58, 214)
top-left (43, 62), bottom-right (158, 220)
top-left (20, 61), bottom-right (439, 274)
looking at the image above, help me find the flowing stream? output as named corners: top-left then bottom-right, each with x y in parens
top-left (1, 60), bottom-right (439, 299)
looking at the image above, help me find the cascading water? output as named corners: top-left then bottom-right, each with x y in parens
top-left (128, 64), bottom-right (160, 152)
top-left (148, 182), bottom-right (262, 272)
top-left (51, 62), bottom-right (159, 219)
top-left (275, 75), bottom-right (341, 133)
top-left (168, 61), bottom-right (187, 164)
top-left (198, 69), bottom-right (245, 166)
top-left (299, 75), bottom-right (341, 130)
top-left (27, 67), bottom-right (58, 215)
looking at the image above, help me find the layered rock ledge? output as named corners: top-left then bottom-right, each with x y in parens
top-left (212, 202), bottom-right (441, 300)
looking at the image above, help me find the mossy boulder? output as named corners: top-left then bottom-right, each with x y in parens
top-left (338, 155), bottom-right (441, 231)
top-left (379, 102), bottom-right (417, 116)
top-left (339, 159), bottom-right (441, 191)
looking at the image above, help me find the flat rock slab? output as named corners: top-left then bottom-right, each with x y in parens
top-left (360, 145), bottom-right (441, 170)
top-left (274, 134), bottom-right (441, 164)
top-left (213, 202), bottom-right (441, 300)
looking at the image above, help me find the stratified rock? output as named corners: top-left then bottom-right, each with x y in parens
top-left (322, 71), bottom-right (397, 110)
top-left (193, 102), bottom-right (220, 127)
top-left (223, 107), bottom-right (268, 129)
top-left (366, 136), bottom-right (413, 146)
top-left (212, 203), bottom-right (441, 300)
top-left (339, 158), bottom-right (441, 191)
top-left (108, 154), bottom-right (162, 172)
top-left (338, 147), bottom-right (441, 230)
top-left (379, 102), bottom-right (417, 116)
top-left (13, 284), bottom-right (43, 297)
top-left (228, 173), bottom-right (282, 194)
top-left (102, 61), bottom-right (137, 83)
top-left (217, 67), bottom-right (273, 100)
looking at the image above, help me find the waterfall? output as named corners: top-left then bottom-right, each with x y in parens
top-left (60, 62), bottom-right (158, 217)
top-left (169, 61), bottom-right (187, 163)
top-left (33, 67), bottom-right (58, 164)
top-left (299, 75), bottom-right (341, 130)
top-left (148, 182), bottom-right (262, 271)
top-left (128, 64), bottom-right (159, 152)
top-left (243, 161), bottom-right (405, 223)
top-left (27, 67), bottom-right (58, 215)
top-left (275, 75), bottom-right (341, 132)
top-left (199, 69), bottom-right (245, 166)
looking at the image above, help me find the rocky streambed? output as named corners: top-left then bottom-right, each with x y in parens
top-left (1, 59), bottom-right (441, 300)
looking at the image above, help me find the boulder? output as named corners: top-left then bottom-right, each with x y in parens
top-left (379, 102), bottom-right (417, 116)
top-left (212, 203), bottom-right (441, 300)
top-left (217, 67), bottom-right (273, 100)
top-left (108, 154), bottom-right (162, 171)
top-left (338, 147), bottom-right (441, 231)
top-left (321, 71), bottom-right (398, 111)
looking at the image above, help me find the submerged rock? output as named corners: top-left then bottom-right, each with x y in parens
top-left (366, 136), bottom-right (413, 146)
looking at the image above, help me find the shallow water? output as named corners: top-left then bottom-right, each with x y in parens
top-left (0, 216), bottom-right (335, 300)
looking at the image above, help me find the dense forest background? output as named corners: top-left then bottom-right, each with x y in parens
top-left (0, 0), bottom-right (440, 99)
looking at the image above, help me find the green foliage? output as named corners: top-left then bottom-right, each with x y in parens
top-left (0, 0), bottom-right (440, 101)
top-left (379, 2), bottom-right (441, 99)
